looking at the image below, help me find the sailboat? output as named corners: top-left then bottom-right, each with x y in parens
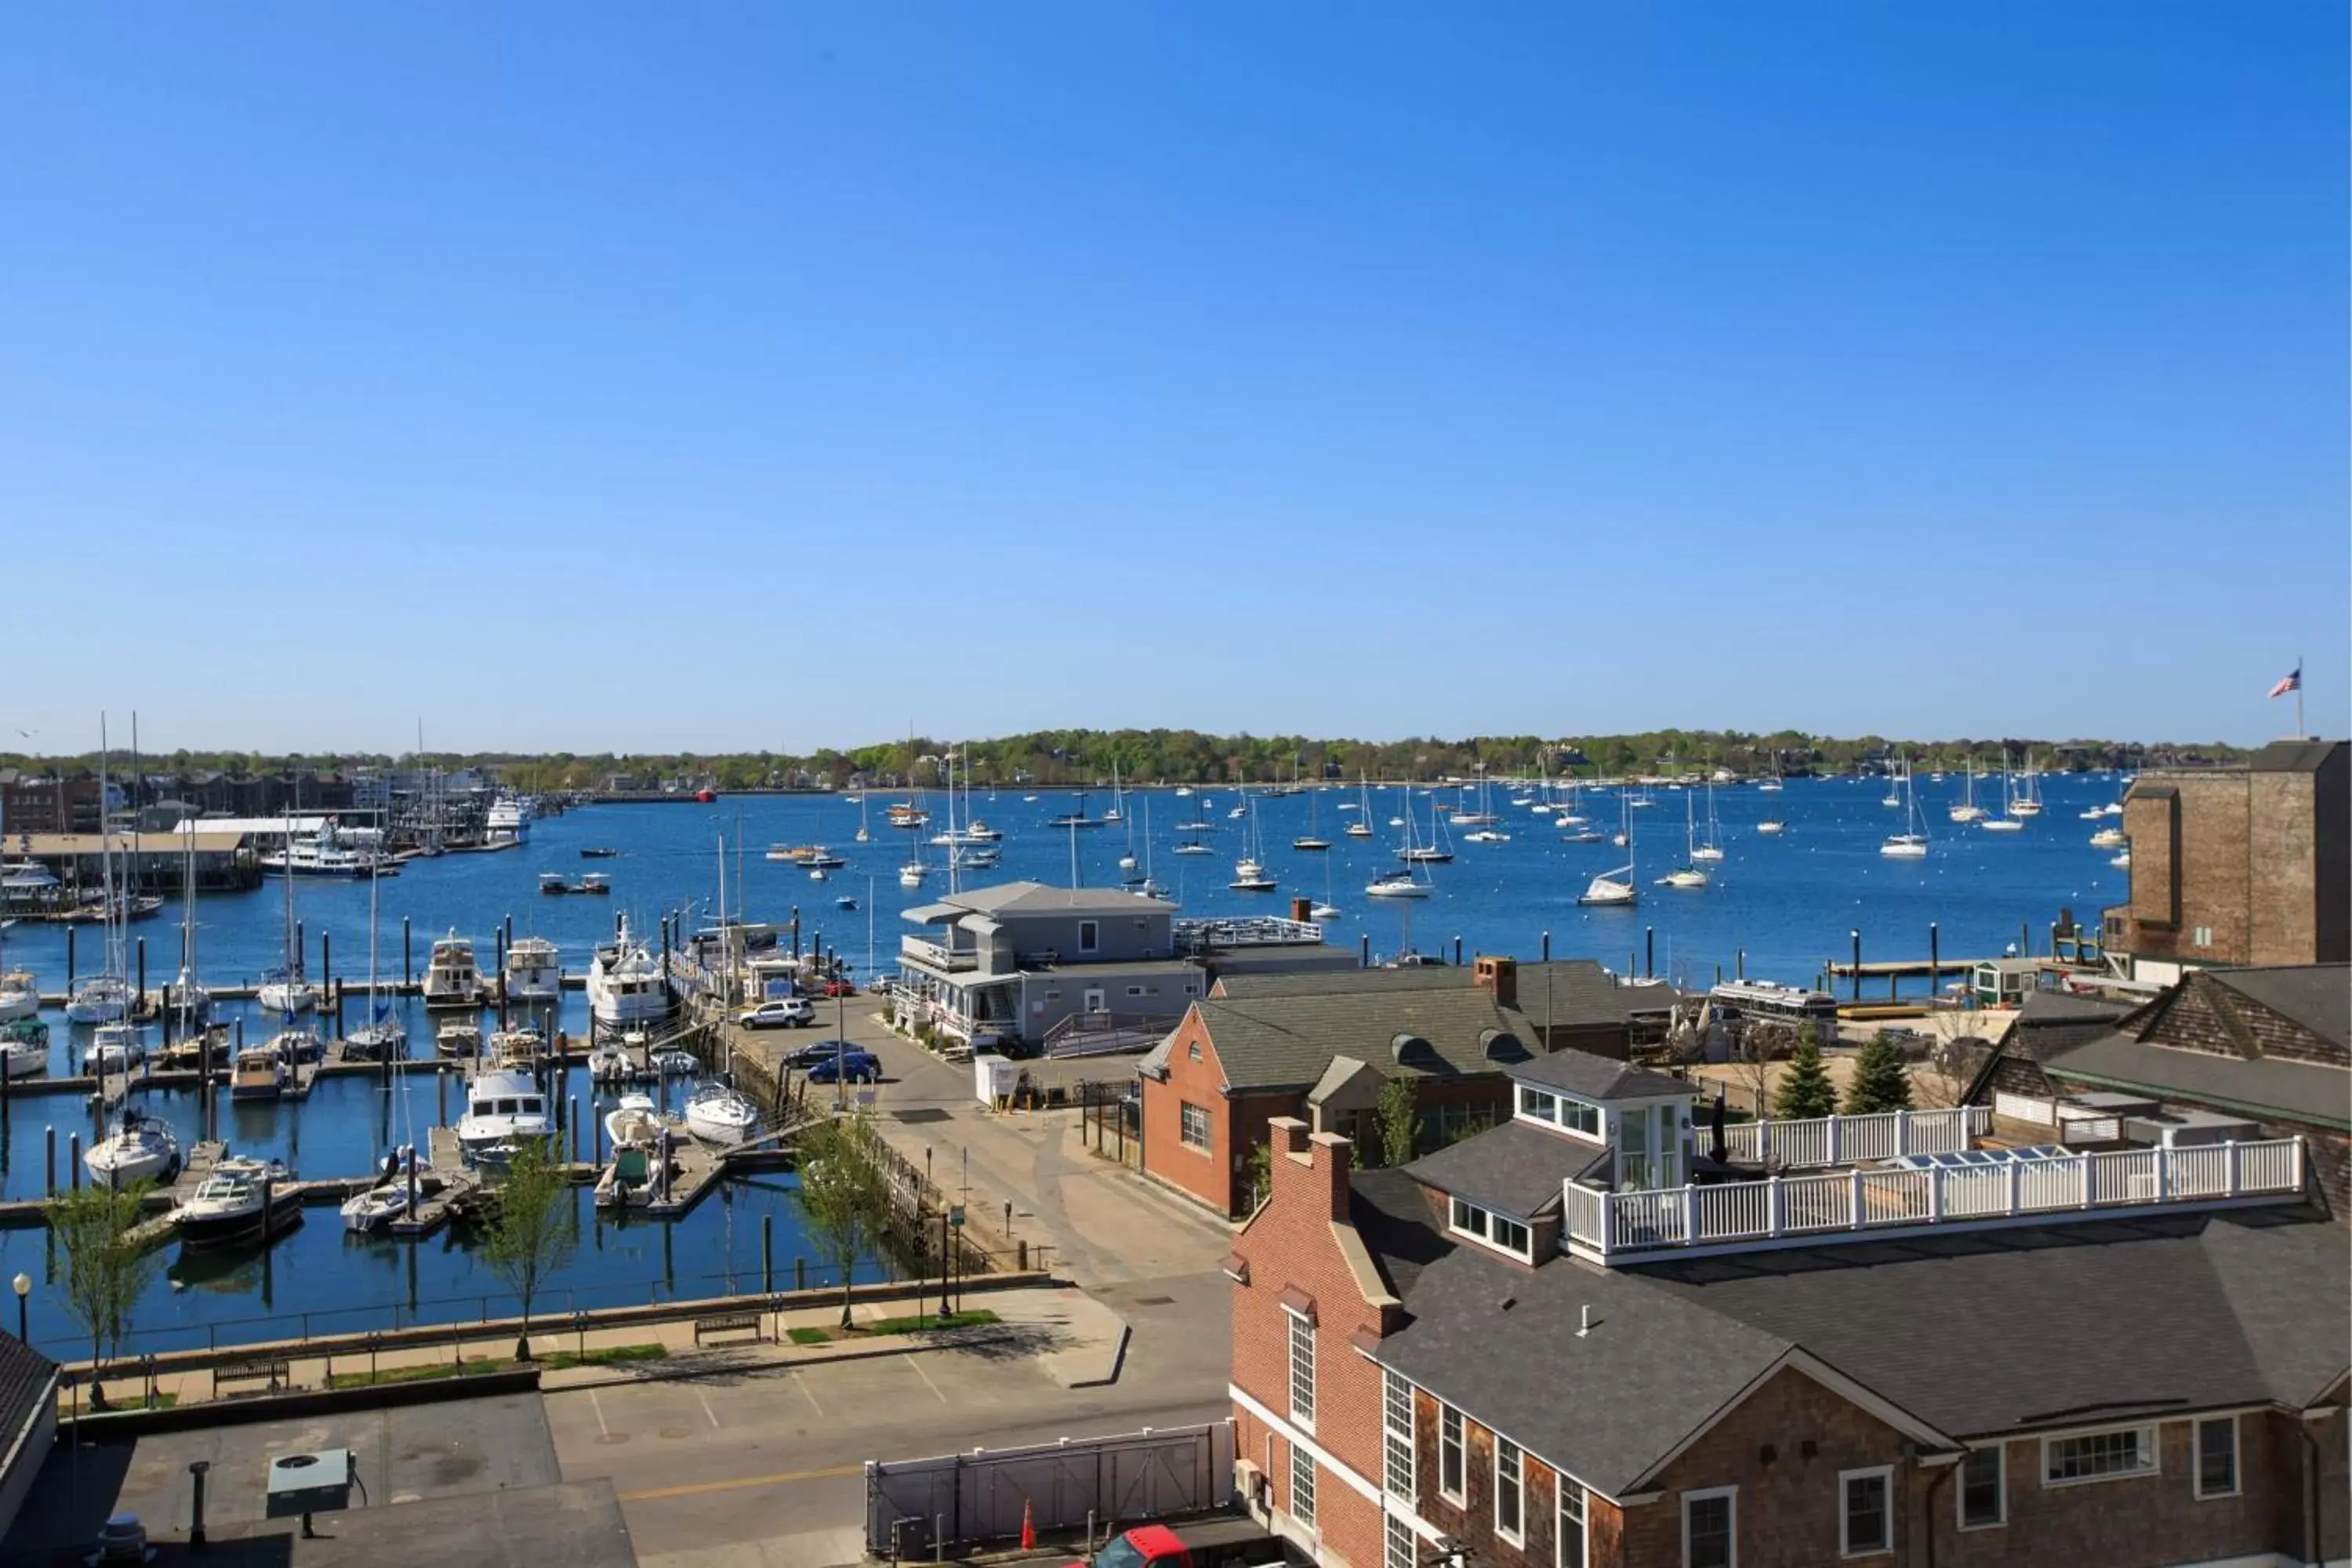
top-left (1367, 791), bottom-right (1434, 898)
top-left (1103, 762), bottom-right (1125, 824)
top-left (66, 720), bottom-right (132, 1025)
top-left (1980, 752), bottom-right (2026, 833)
top-left (1231, 797), bottom-right (1276, 891)
top-left (1757, 755), bottom-right (1784, 794)
top-left (1689, 775), bottom-right (1725, 862)
top-left (1399, 793), bottom-right (1454, 863)
top-left (1881, 757), bottom-right (1930, 858)
top-left (165, 827), bottom-right (212, 1031)
top-left (256, 811), bottom-right (318, 1014)
top-left (2007, 753), bottom-right (2045, 818)
top-left (1345, 774), bottom-right (1374, 837)
top-left (1949, 759), bottom-right (1987, 823)
top-left (1657, 789), bottom-right (1710, 889)
top-left (854, 793), bottom-right (871, 844)
top-left (1449, 764), bottom-right (1500, 826)
top-left (1310, 847), bottom-right (1342, 921)
top-left (1578, 795), bottom-right (1639, 906)
top-left (1292, 789), bottom-right (1330, 851)
top-left (1881, 768), bottom-right (1903, 808)
top-left (344, 849), bottom-right (405, 1062)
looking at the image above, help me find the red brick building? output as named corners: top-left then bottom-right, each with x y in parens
top-left (1231, 1050), bottom-right (2350, 1568)
top-left (1142, 959), bottom-right (1632, 1216)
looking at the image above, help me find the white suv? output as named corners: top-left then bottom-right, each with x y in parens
top-left (739, 997), bottom-right (815, 1029)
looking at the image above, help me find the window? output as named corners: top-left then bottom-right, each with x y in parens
top-left (1450, 1196), bottom-right (1487, 1239)
top-left (1385, 1513), bottom-right (1416, 1568)
top-left (1383, 1370), bottom-right (1415, 1498)
top-left (2196, 1416), bottom-right (2238, 1499)
top-left (1558, 1479), bottom-right (1587, 1568)
top-left (1188, 1042), bottom-right (1202, 1062)
top-left (1179, 1102), bottom-right (1212, 1152)
top-left (1290, 1444), bottom-right (1316, 1530)
top-left (1494, 1437), bottom-right (1523, 1543)
top-left (2192, 924), bottom-right (2212, 949)
top-left (1491, 1214), bottom-right (1531, 1254)
top-left (1518, 1086), bottom-right (1557, 1122)
top-left (1287, 1308), bottom-right (1316, 1428)
top-left (2044, 1426), bottom-right (2157, 1486)
top-left (1958, 1446), bottom-right (2004, 1530)
top-left (1840, 1467), bottom-right (1890, 1556)
top-left (1078, 920), bottom-right (1099, 953)
top-left (1559, 1098), bottom-right (1602, 1138)
top-left (1620, 1106), bottom-right (1653, 1190)
top-left (1439, 1405), bottom-right (1465, 1502)
top-left (1449, 1197), bottom-right (1530, 1258)
top-left (1682, 1487), bottom-right (1735, 1568)
top-left (1126, 985), bottom-right (1146, 997)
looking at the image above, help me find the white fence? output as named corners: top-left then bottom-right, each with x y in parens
top-left (1566, 1138), bottom-right (2306, 1261)
top-left (1722, 1106), bottom-right (1988, 1168)
top-left (866, 1421), bottom-right (1235, 1558)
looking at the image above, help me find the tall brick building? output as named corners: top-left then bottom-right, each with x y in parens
top-left (2107, 739), bottom-right (2348, 982)
top-left (1231, 1044), bottom-right (2349, 1568)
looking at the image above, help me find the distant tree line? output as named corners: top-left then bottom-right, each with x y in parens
top-left (1, 727), bottom-right (2248, 793)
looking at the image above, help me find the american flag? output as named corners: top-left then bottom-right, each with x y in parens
top-left (2268, 666), bottom-right (2302, 699)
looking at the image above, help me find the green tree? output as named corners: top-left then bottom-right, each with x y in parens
top-left (48, 1179), bottom-right (160, 1408)
top-left (1243, 1138), bottom-right (1273, 1214)
top-left (1374, 1076), bottom-right (1421, 1169)
top-left (482, 1140), bottom-right (577, 1360)
top-left (797, 1112), bottom-right (894, 1328)
top-left (1774, 1023), bottom-right (1838, 1120)
top-left (1843, 1033), bottom-right (1915, 1116)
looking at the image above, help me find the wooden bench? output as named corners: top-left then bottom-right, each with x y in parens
top-left (213, 1357), bottom-right (293, 1397)
top-left (692, 1312), bottom-right (764, 1348)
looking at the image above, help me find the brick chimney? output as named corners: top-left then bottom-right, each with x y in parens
top-left (1291, 896), bottom-right (1314, 924)
top-left (1475, 954), bottom-right (1518, 1008)
top-left (1307, 1130), bottom-right (1354, 1222)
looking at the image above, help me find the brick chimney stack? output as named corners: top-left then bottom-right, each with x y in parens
top-left (1291, 896), bottom-right (1314, 924)
top-left (1307, 1130), bottom-right (1354, 1221)
top-left (1475, 954), bottom-right (1519, 1008)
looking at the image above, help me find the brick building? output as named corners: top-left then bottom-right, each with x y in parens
top-left (0, 771), bottom-right (103, 835)
top-left (1231, 1049), bottom-right (2348, 1568)
top-left (2106, 739), bottom-right (2348, 982)
top-left (1141, 959), bottom-right (1633, 1217)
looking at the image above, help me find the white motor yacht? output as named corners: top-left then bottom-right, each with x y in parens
top-left (0, 1018), bottom-right (49, 1079)
top-left (1756, 819), bottom-right (1786, 835)
top-left (503, 936), bottom-right (562, 1004)
top-left (230, 1045), bottom-right (289, 1101)
top-left (435, 1019), bottom-right (482, 1058)
top-left (422, 932), bottom-right (482, 1007)
top-left (2089, 826), bottom-right (2127, 849)
top-left (683, 1083), bottom-right (760, 1145)
top-left (0, 970), bottom-right (36, 1024)
top-left (456, 1063), bottom-right (551, 1163)
top-left (1230, 858), bottom-right (1276, 892)
top-left (86, 1109), bottom-right (182, 1187)
top-left (87, 1022), bottom-right (147, 1075)
top-left (176, 1156), bottom-right (295, 1247)
top-left (587, 916), bottom-right (674, 1029)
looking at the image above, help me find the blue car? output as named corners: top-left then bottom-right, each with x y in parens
top-left (804, 1051), bottom-right (880, 1085)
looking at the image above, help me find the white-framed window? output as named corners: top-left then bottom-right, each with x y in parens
top-left (1558, 1478), bottom-right (1587, 1568)
top-left (1439, 1403), bottom-right (1465, 1502)
top-left (1494, 1437), bottom-right (1524, 1544)
top-left (1383, 1369), bottom-right (1415, 1498)
top-left (1179, 1102), bottom-right (1212, 1152)
top-left (1518, 1085), bottom-right (1557, 1123)
top-left (1682, 1486), bottom-right (1735, 1568)
top-left (1958, 1445), bottom-right (2005, 1530)
top-left (2195, 1415), bottom-right (2239, 1499)
top-left (2043, 1425), bottom-right (2158, 1486)
top-left (1078, 920), bottom-right (1099, 953)
top-left (1287, 1308), bottom-right (1316, 1429)
top-left (1839, 1466), bottom-right (1891, 1557)
top-left (1188, 1041), bottom-right (1202, 1061)
top-left (2192, 924), bottom-right (2213, 949)
top-left (1559, 1097), bottom-right (1602, 1138)
top-left (1385, 1512), bottom-right (1416, 1568)
top-left (1447, 1197), bottom-right (1532, 1258)
top-left (1290, 1443), bottom-right (1316, 1531)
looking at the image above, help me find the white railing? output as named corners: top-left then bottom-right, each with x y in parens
top-left (1566, 1138), bottom-right (2307, 1261)
top-left (1722, 1105), bottom-right (1988, 1168)
top-left (900, 935), bottom-right (977, 972)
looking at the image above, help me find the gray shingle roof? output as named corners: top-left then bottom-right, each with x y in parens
top-left (2015, 989), bottom-right (2136, 1025)
top-left (2042, 1032), bottom-right (2348, 1128)
top-left (2249, 739), bottom-right (2344, 773)
top-left (922, 880), bottom-right (1178, 917)
top-left (1213, 958), bottom-right (1632, 1032)
top-left (0, 1334), bottom-right (55, 1451)
top-left (1215, 967), bottom-right (1472, 1000)
top-left (1508, 1050), bottom-right (1691, 1102)
top-left (1403, 1119), bottom-right (1610, 1219)
top-left (1349, 1167), bottom-right (1450, 1301)
top-left (1196, 989), bottom-right (1534, 1091)
top-left (2207, 964), bottom-right (2350, 1049)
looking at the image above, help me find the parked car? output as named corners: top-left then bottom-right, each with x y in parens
top-left (804, 1050), bottom-right (880, 1085)
top-left (818, 978), bottom-right (857, 998)
top-left (738, 998), bottom-right (815, 1029)
top-left (784, 1037), bottom-right (858, 1069)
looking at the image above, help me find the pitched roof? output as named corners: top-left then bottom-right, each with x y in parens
top-left (0, 1334), bottom-right (56, 1449)
top-left (1403, 1119), bottom-right (1610, 1219)
top-left (2042, 1032), bottom-right (2348, 1128)
top-left (2248, 739), bottom-right (2344, 773)
top-left (1508, 1049), bottom-right (1692, 1102)
top-left (920, 880), bottom-right (1178, 918)
top-left (1371, 1201), bottom-right (2349, 1496)
top-left (1215, 967), bottom-right (1472, 1000)
top-left (1349, 1167), bottom-right (1450, 1301)
top-left (2205, 964), bottom-right (2350, 1049)
top-left (1195, 989), bottom-right (1535, 1091)
top-left (2014, 989), bottom-right (2136, 1026)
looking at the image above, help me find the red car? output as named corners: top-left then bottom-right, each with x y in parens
top-left (820, 978), bottom-right (858, 998)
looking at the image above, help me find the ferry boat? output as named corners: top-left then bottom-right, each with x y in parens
top-left (422, 932), bottom-right (483, 1007)
top-left (503, 936), bottom-right (562, 1003)
top-left (587, 916), bottom-right (675, 1030)
top-left (258, 822), bottom-right (395, 877)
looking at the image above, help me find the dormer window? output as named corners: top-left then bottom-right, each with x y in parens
top-left (1448, 1196), bottom-right (1532, 1259)
top-left (1516, 1084), bottom-right (1602, 1140)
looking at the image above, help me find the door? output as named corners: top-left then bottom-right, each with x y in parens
top-left (1083, 987), bottom-right (1106, 1018)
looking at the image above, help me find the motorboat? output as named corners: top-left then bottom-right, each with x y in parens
top-left (587, 916), bottom-right (675, 1029)
top-left (503, 936), bottom-right (562, 1004)
top-left (1979, 817), bottom-right (2024, 834)
top-left (339, 1183), bottom-right (412, 1234)
top-left (87, 1022), bottom-right (147, 1075)
top-left (456, 1063), bottom-right (551, 1163)
top-left (257, 825), bottom-right (391, 877)
top-left (0, 1018), bottom-right (49, 1079)
top-left (65, 975), bottom-right (132, 1025)
top-left (588, 1043), bottom-right (641, 1083)
top-left (230, 1046), bottom-right (289, 1101)
top-left (766, 844), bottom-right (821, 864)
top-left (2111, 850), bottom-right (2132, 869)
top-left (176, 1156), bottom-right (296, 1248)
top-left (603, 1092), bottom-right (674, 1148)
top-left (485, 795), bottom-right (531, 848)
top-left (0, 969), bottom-right (35, 1024)
top-left (1756, 819), bottom-right (1786, 835)
top-left (1345, 821), bottom-right (1373, 837)
top-left (836, 895), bottom-right (858, 910)
top-left (579, 847), bottom-right (619, 859)
top-left (1230, 858), bottom-right (1276, 892)
top-left (683, 1083), bottom-right (760, 1145)
top-left (422, 932), bottom-right (482, 1007)
top-left (1657, 866), bottom-right (1711, 888)
top-left (1561, 829), bottom-right (1606, 844)
top-left (650, 1049), bottom-right (699, 1077)
top-left (435, 1019), bottom-right (482, 1058)
top-left (86, 1109), bottom-right (182, 1187)
top-left (2089, 826), bottom-right (2127, 849)
top-left (1461, 829), bottom-right (1510, 844)
top-left (485, 1027), bottom-right (544, 1064)
top-left (886, 802), bottom-right (930, 829)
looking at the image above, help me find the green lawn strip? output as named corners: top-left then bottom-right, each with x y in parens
top-left (858, 1308), bottom-right (1000, 1336)
top-left (328, 1356), bottom-right (503, 1390)
top-left (786, 1326), bottom-right (833, 1345)
top-left (543, 1343), bottom-right (668, 1371)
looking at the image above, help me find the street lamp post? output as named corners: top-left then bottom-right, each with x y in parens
top-left (12, 1272), bottom-right (29, 1343)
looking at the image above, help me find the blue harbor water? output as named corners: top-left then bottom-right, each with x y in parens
top-left (0, 772), bottom-right (2132, 1354)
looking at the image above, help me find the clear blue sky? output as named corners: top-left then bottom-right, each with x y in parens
top-left (3, 2), bottom-right (2343, 756)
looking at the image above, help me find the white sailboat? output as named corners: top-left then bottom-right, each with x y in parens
top-left (2008, 753), bottom-right (2044, 818)
top-left (1579, 795), bottom-right (1639, 906)
top-left (166, 827), bottom-right (212, 1032)
top-left (1657, 790), bottom-right (1710, 888)
top-left (256, 811), bottom-right (318, 1014)
top-left (1980, 752), bottom-right (2025, 832)
top-left (1345, 774), bottom-right (1375, 837)
top-left (1881, 757), bottom-right (1930, 858)
top-left (66, 720), bottom-right (133, 1025)
top-left (1399, 793), bottom-right (1454, 863)
top-left (1367, 793), bottom-right (1433, 898)
top-left (1449, 764), bottom-right (1499, 826)
top-left (1231, 798), bottom-right (1276, 891)
top-left (1949, 759), bottom-right (1987, 823)
top-left (1690, 775), bottom-right (1725, 862)
top-left (1292, 789), bottom-right (1330, 851)
top-left (347, 852), bottom-right (407, 1062)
